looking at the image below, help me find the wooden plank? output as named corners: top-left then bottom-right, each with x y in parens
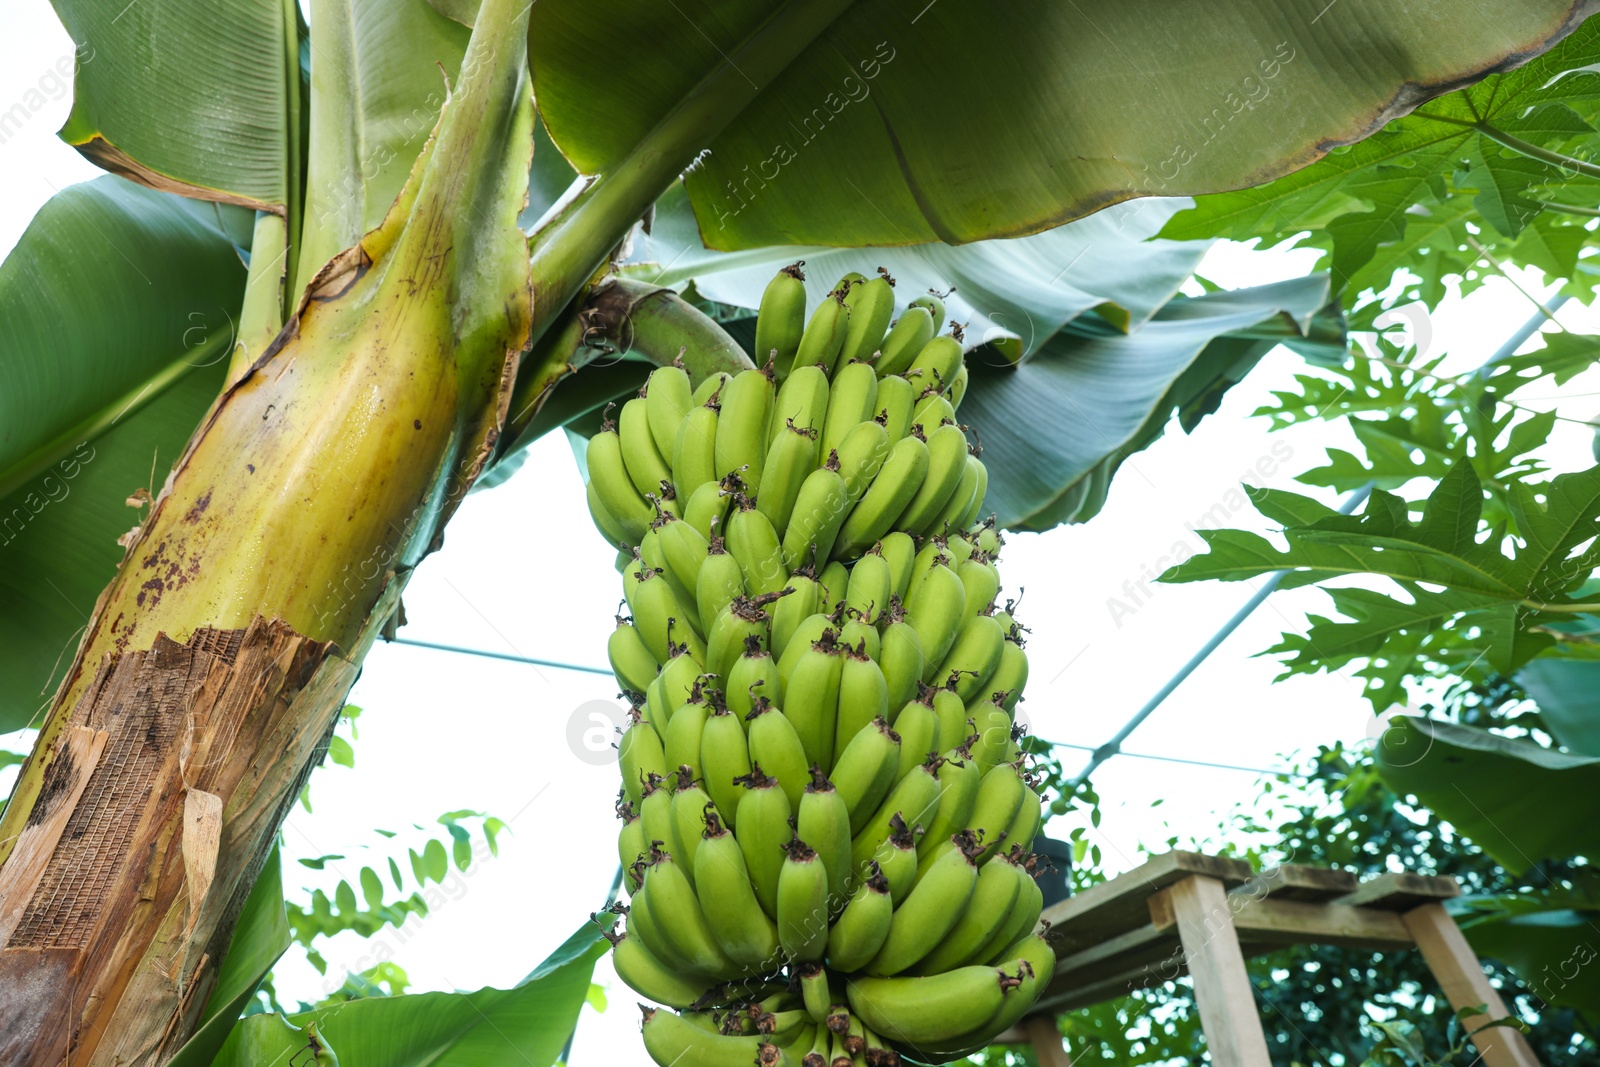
top-left (1041, 851), bottom-right (1252, 952)
top-left (1404, 904), bottom-right (1542, 1067)
top-left (1028, 1015), bottom-right (1075, 1067)
top-left (1034, 923), bottom-right (1182, 1013)
top-left (1152, 892), bottom-right (1415, 952)
top-left (1335, 871), bottom-right (1459, 911)
top-left (1234, 863), bottom-right (1358, 903)
top-left (1169, 875), bottom-right (1273, 1067)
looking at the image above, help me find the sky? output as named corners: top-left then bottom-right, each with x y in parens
top-left (3, 7), bottom-right (1599, 1065)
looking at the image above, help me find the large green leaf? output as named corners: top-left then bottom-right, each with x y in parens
top-left (1164, 18), bottom-right (1600, 306)
top-left (52, 0), bottom-right (299, 209)
top-left (1460, 892), bottom-right (1600, 1014)
top-left (530, 0), bottom-right (1597, 248)
top-left (212, 924), bottom-right (608, 1067)
top-left (0, 178), bottom-right (249, 731)
top-left (1519, 657), bottom-right (1600, 756)
top-left (1376, 717), bottom-right (1600, 871)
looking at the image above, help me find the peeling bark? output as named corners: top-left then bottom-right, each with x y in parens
top-left (0, 618), bottom-right (355, 1067)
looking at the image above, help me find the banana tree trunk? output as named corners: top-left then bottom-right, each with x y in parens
top-left (0, 1), bottom-right (534, 1061)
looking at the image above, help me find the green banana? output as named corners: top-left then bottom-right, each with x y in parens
top-left (957, 555), bottom-right (1001, 620)
top-left (646, 647), bottom-right (703, 738)
top-left (873, 306), bottom-right (935, 378)
top-left (981, 852), bottom-right (1045, 964)
top-left (928, 453), bottom-right (983, 539)
top-left (692, 370), bottom-right (733, 406)
top-left (702, 702), bottom-right (753, 828)
top-left (877, 605), bottom-right (926, 713)
top-left (733, 766), bottom-right (793, 919)
top-left (889, 935), bottom-right (1054, 1060)
top-left (619, 801), bottom-right (647, 886)
top-left (890, 697), bottom-right (940, 781)
top-left (837, 616), bottom-right (879, 663)
top-left (672, 395), bottom-right (720, 499)
top-left (874, 373), bottom-right (915, 445)
top-left (620, 395), bottom-right (675, 499)
top-left (795, 285), bottom-right (850, 377)
top-left (845, 963), bottom-right (1012, 1047)
top-left (842, 548), bottom-right (891, 623)
top-left (871, 818), bottom-right (922, 909)
top-left (915, 747), bottom-right (982, 860)
top-left (715, 366), bottom-right (775, 491)
top-left (780, 460), bottom-right (850, 572)
top-left (663, 690), bottom-right (710, 785)
top-left (778, 838), bottom-right (831, 963)
top-left (756, 263), bottom-right (808, 378)
top-left (947, 361), bottom-right (970, 410)
top-left (850, 755), bottom-right (942, 875)
top-left (929, 681), bottom-right (969, 755)
top-left (798, 767), bottom-right (853, 911)
top-left (824, 862), bottom-right (893, 973)
top-left (969, 695), bottom-right (1013, 773)
top-left (838, 269), bottom-right (896, 367)
top-left (696, 811), bottom-right (783, 969)
top-left (819, 360), bottom-right (879, 460)
top-left (611, 929), bottom-right (714, 1009)
top-left (908, 291), bottom-right (946, 332)
top-left (696, 535), bottom-right (746, 638)
top-left (628, 564), bottom-right (705, 662)
top-left (829, 717), bottom-right (901, 835)
top-left (771, 363), bottom-right (830, 444)
top-left (909, 848), bottom-right (1023, 975)
top-left (657, 509), bottom-right (711, 606)
top-left (746, 699), bottom-right (811, 811)
top-left (586, 479), bottom-right (632, 549)
top-left (670, 767), bottom-right (717, 885)
top-left (776, 613), bottom-right (835, 687)
top-left (798, 962), bottom-right (833, 1025)
top-left (608, 616), bottom-right (658, 697)
top-left (835, 433), bottom-right (929, 559)
top-left (817, 561), bottom-right (850, 613)
top-left (769, 565), bottom-right (820, 658)
top-left (877, 533), bottom-right (916, 599)
top-left (897, 422), bottom-right (968, 534)
top-left (783, 632), bottom-right (845, 771)
top-left (646, 364), bottom-right (695, 458)
top-left (958, 457), bottom-right (989, 529)
top-left (966, 763), bottom-right (1027, 864)
top-left (642, 845), bottom-right (740, 978)
top-left (726, 638), bottom-right (783, 719)
top-left (904, 559), bottom-right (966, 677)
top-left (588, 423), bottom-right (654, 543)
top-left (639, 774), bottom-right (674, 856)
top-left (641, 1005), bottom-right (785, 1067)
top-left (706, 593), bottom-right (773, 681)
top-left (1000, 784), bottom-right (1042, 858)
top-left (758, 421), bottom-right (820, 538)
top-left (988, 633), bottom-right (1028, 712)
top-left (620, 708), bottom-right (668, 809)
top-left (833, 644), bottom-right (888, 760)
top-left (684, 476), bottom-right (734, 540)
top-left (864, 832), bottom-right (981, 976)
top-left (727, 496), bottom-right (790, 595)
top-left (910, 391), bottom-right (956, 436)
top-left (906, 334), bottom-right (964, 397)
top-left (832, 419), bottom-right (890, 508)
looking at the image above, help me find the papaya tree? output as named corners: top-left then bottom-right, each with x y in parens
top-left (0, 1), bottom-right (1595, 1063)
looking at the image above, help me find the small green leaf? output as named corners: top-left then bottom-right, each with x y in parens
top-left (335, 880), bottom-right (357, 915)
top-left (327, 736), bottom-right (355, 769)
top-left (423, 839), bottom-right (448, 883)
top-left (298, 854), bottom-right (344, 870)
top-left (359, 867), bottom-right (384, 909)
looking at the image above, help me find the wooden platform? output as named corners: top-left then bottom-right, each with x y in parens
top-left (998, 852), bottom-right (1541, 1067)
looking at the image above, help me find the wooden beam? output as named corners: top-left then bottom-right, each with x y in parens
top-left (1404, 904), bottom-right (1542, 1067)
top-left (1027, 1015), bottom-right (1075, 1067)
top-left (1336, 871), bottom-right (1459, 911)
top-left (1235, 863), bottom-right (1358, 902)
top-left (1042, 851), bottom-right (1252, 952)
top-left (1168, 875), bottom-right (1273, 1067)
top-left (1152, 893), bottom-right (1415, 952)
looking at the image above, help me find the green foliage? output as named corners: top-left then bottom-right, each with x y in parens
top-left (1165, 20), bottom-right (1600, 315)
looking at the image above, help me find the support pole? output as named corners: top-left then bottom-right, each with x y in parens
top-left (1403, 903), bottom-right (1542, 1067)
top-left (1167, 875), bottom-right (1273, 1067)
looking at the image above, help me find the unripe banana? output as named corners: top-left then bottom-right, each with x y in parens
top-left (908, 291), bottom-right (946, 333)
top-left (783, 631), bottom-right (845, 771)
top-left (989, 636), bottom-right (1028, 713)
top-left (692, 370), bottom-right (733, 407)
top-left (981, 854), bottom-right (1045, 965)
top-left (824, 862), bottom-right (893, 973)
top-left (780, 459), bottom-right (850, 573)
top-left (771, 363), bottom-right (830, 445)
top-left (696, 811), bottom-right (783, 969)
top-left (915, 748), bottom-right (982, 860)
top-left (620, 396), bottom-right (675, 499)
top-left (715, 366), bottom-right (775, 492)
top-left (874, 306), bottom-right (935, 377)
top-left (877, 606), bottom-right (926, 713)
top-left (734, 766), bottom-right (793, 918)
top-left (620, 709), bottom-right (668, 809)
top-left (850, 755), bottom-right (942, 876)
top-left (928, 453), bottom-right (983, 539)
top-left (944, 530), bottom-right (976, 568)
top-left (776, 613), bottom-right (835, 686)
top-left (817, 560), bottom-right (850, 614)
top-left (836, 616), bottom-right (879, 663)
top-left (838, 269), bottom-right (896, 367)
top-left (966, 763), bottom-right (1027, 864)
top-left (778, 838), bottom-right (831, 963)
top-left (647, 647), bottom-right (704, 737)
top-left (832, 419), bottom-right (891, 508)
top-left (696, 535), bottom-right (746, 638)
top-left (642, 844), bottom-right (741, 978)
top-left (957, 555), bottom-right (1001, 620)
top-left (587, 479), bottom-right (632, 549)
top-left (870, 815), bottom-right (922, 905)
top-left (798, 962), bottom-right (833, 1026)
top-left (845, 963), bottom-right (1010, 1048)
top-left (757, 263), bottom-right (809, 379)
top-left (947, 361), bottom-right (970, 410)
top-left (770, 567), bottom-right (820, 659)
top-left (641, 1004), bottom-right (781, 1066)
top-left (670, 768), bottom-right (717, 884)
top-left (937, 614), bottom-right (1005, 703)
top-left (672, 396), bottom-right (720, 499)
top-left (702, 703), bottom-right (754, 827)
top-left (619, 802), bottom-right (647, 886)
top-left (910, 392), bottom-right (955, 435)
top-left (663, 684), bottom-right (712, 784)
top-left (873, 373), bottom-right (916, 446)
top-left (758, 421), bottom-right (820, 538)
top-left (795, 285), bottom-right (850, 377)
top-left (707, 593), bottom-right (775, 681)
top-left (1000, 785), bottom-right (1043, 858)
top-left (904, 560), bottom-right (965, 676)
top-left (798, 767), bottom-right (853, 912)
top-left (864, 832), bottom-right (981, 976)
top-left (588, 425), bottom-right (654, 543)
top-left (890, 697), bottom-right (939, 781)
top-left (969, 696), bottom-right (1013, 774)
top-left (843, 551), bottom-right (892, 624)
top-left (746, 699), bottom-right (811, 811)
top-left (834, 433), bottom-right (929, 558)
top-left (897, 423), bottom-right (968, 534)
top-left (891, 932), bottom-right (1053, 1060)
top-left (727, 638), bottom-right (783, 719)
top-left (639, 774), bottom-right (674, 856)
top-left (957, 456), bottom-right (989, 529)
top-left (657, 511), bottom-right (711, 608)
top-left (645, 364), bottom-right (695, 457)
top-left (908, 848), bottom-right (1023, 975)
top-left (906, 334), bottom-right (964, 397)
top-left (728, 496), bottom-right (790, 595)
top-left (684, 476), bottom-right (735, 540)
top-left (829, 717), bottom-right (901, 835)
top-left (928, 682), bottom-right (969, 760)
top-left (609, 617), bottom-right (658, 697)
top-left (611, 930), bottom-right (714, 1009)
top-left (819, 360), bottom-right (879, 459)
top-left (833, 644), bottom-right (888, 761)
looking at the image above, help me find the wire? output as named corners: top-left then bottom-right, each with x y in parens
top-left (1037, 739), bottom-right (1291, 777)
top-left (382, 636), bottom-right (613, 676)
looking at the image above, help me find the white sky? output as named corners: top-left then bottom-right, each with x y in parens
top-left (3, 8), bottom-right (1598, 1064)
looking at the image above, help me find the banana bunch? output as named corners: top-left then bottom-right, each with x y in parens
top-left (588, 265), bottom-right (1052, 1066)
